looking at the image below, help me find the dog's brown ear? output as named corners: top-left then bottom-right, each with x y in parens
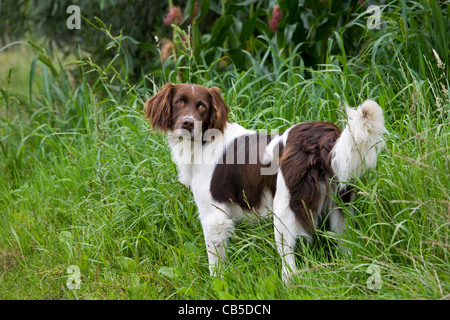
top-left (208, 87), bottom-right (229, 133)
top-left (144, 83), bottom-right (174, 132)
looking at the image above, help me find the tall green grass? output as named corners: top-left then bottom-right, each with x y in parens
top-left (0, 2), bottom-right (449, 299)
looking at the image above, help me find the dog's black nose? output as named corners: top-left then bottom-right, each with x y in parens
top-left (182, 119), bottom-right (194, 131)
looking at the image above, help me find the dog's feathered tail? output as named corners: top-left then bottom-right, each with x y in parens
top-left (331, 100), bottom-right (387, 191)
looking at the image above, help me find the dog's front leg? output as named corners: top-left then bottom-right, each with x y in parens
top-left (201, 213), bottom-right (235, 277)
top-left (205, 236), bottom-right (226, 277)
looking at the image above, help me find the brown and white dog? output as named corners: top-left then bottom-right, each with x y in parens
top-left (144, 83), bottom-right (387, 282)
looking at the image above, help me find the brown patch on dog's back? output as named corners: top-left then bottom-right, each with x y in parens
top-left (279, 122), bottom-right (342, 233)
top-left (210, 133), bottom-right (282, 212)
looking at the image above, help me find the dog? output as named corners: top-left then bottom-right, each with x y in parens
top-left (144, 83), bottom-right (387, 282)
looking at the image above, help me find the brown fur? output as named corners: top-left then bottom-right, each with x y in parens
top-left (207, 87), bottom-right (229, 133)
top-left (279, 122), bottom-right (342, 233)
top-left (145, 83), bottom-right (174, 131)
top-left (144, 83), bottom-right (229, 134)
top-left (210, 133), bottom-right (282, 212)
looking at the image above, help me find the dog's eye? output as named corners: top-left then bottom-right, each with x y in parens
top-left (198, 104), bottom-right (206, 111)
top-left (177, 100), bottom-right (184, 105)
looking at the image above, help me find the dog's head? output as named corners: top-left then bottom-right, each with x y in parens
top-left (144, 83), bottom-right (229, 140)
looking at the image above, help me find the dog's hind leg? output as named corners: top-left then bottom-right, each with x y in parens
top-left (327, 186), bottom-right (355, 257)
top-left (328, 207), bottom-right (352, 258)
top-left (273, 172), bottom-right (312, 283)
top-left (274, 211), bottom-right (303, 283)
top-left (328, 207), bottom-right (346, 235)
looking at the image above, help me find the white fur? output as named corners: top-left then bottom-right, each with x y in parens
top-left (331, 100), bottom-right (387, 190)
top-left (262, 124), bottom-right (298, 165)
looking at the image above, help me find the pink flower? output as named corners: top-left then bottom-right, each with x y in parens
top-left (164, 6), bottom-right (183, 26)
top-left (269, 5), bottom-right (283, 32)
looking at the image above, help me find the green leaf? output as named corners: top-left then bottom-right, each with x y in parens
top-left (59, 231), bottom-right (74, 243)
top-left (283, 23), bottom-right (298, 45)
top-left (179, 286), bottom-right (194, 297)
top-left (217, 291), bottom-right (236, 300)
top-left (213, 278), bottom-right (226, 292)
top-left (197, 0), bottom-right (211, 23)
top-left (29, 56), bottom-right (38, 107)
top-left (158, 266), bottom-right (178, 279)
top-left (240, 16), bottom-right (257, 43)
top-left (234, 0), bottom-right (258, 6)
top-left (192, 23), bottom-right (202, 59)
top-left (279, 0), bottom-right (300, 24)
top-left (182, 0), bottom-right (197, 24)
top-left (209, 15), bottom-right (233, 48)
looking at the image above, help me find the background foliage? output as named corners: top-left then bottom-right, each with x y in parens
top-left (0, 0), bottom-right (449, 300)
top-left (1, 0), bottom-right (367, 77)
